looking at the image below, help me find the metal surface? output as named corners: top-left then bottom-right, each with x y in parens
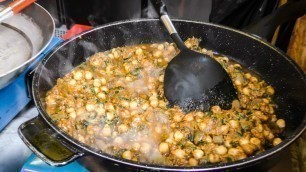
top-left (0, 37), bottom-right (62, 131)
top-left (19, 117), bottom-right (85, 166)
top-left (20, 19), bottom-right (306, 171)
top-left (0, 3), bottom-right (54, 89)
top-left (0, 23), bottom-right (33, 75)
top-left (161, 15), bottom-right (176, 34)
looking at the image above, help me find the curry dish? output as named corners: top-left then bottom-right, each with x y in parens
top-left (45, 38), bottom-right (285, 166)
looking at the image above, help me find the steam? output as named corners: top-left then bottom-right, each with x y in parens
top-left (38, 17), bottom-right (174, 164)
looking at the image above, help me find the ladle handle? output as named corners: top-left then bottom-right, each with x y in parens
top-left (151, 0), bottom-right (187, 50)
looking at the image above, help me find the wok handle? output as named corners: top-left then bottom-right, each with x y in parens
top-left (243, 0), bottom-right (306, 41)
top-left (151, 0), bottom-right (187, 50)
top-left (18, 116), bottom-right (84, 166)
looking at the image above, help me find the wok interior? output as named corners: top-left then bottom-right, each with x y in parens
top-left (35, 20), bottom-right (306, 163)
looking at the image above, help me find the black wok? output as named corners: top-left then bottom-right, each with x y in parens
top-left (18, 4), bottom-right (306, 171)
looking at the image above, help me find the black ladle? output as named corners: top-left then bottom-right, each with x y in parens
top-left (152, 0), bottom-right (237, 112)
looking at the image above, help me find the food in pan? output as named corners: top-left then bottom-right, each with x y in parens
top-left (45, 38), bottom-right (285, 166)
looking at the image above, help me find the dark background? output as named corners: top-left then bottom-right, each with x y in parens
top-left (35, 0), bottom-right (297, 52)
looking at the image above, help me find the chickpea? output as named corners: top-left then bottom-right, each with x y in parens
top-left (101, 86), bottom-right (109, 92)
top-left (228, 148), bottom-right (246, 160)
top-left (185, 42), bottom-right (192, 48)
top-left (273, 138), bottom-right (282, 146)
top-left (250, 76), bottom-right (258, 83)
top-left (241, 144), bottom-right (257, 155)
top-left (155, 126), bottom-right (162, 133)
top-left (85, 103), bottom-right (96, 112)
top-left (132, 142), bottom-right (141, 151)
top-left (113, 137), bottom-right (123, 145)
top-left (158, 100), bottom-right (166, 108)
top-left (234, 79), bottom-right (242, 86)
top-left (118, 124), bottom-right (129, 133)
top-left (174, 131), bottom-right (184, 141)
top-left (87, 125), bottom-right (94, 135)
top-left (106, 112), bottom-right (115, 120)
top-left (105, 103), bottom-right (115, 111)
top-left (108, 53), bottom-right (114, 58)
top-left (153, 50), bottom-right (162, 58)
top-left (245, 73), bottom-right (251, 79)
top-left (254, 111), bottom-right (268, 121)
top-left (73, 71), bottom-right (83, 80)
top-left (168, 45), bottom-right (175, 52)
top-left (195, 112), bottom-right (205, 118)
top-left (129, 101), bottom-right (138, 109)
top-left (76, 108), bottom-right (86, 116)
top-left (125, 76), bottom-right (132, 82)
top-left (189, 158), bottom-right (198, 166)
top-left (183, 113), bottom-right (194, 122)
top-left (101, 125), bottom-right (112, 137)
top-left (276, 119), bottom-right (285, 128)
top-left (224, 140), bottom-right (232, 148)
top-left (122, 150), bottom-right (133, 160)
top-left (159, 142), bottom-right (169, 153)
top-left (113, 51), bottom-right (119, 58)
top-left (250, 137), bottom-right (261, 147)
top-left (220, 125), bottom-right (229, 135)
top-left (198, 122), bottom-right (207, 131)
top-left (77, 135), bottom-right (85, 143)
top-left (69, 111), bottom-right (76, 119)
top-left (66, 107), bottom-right (75, 113)
top-left (229, 120), bottom-right (239, 129)
top-left (233, 64), bottom-right (241, 68)
top-left (271, 115), bottom-right (277, 122)
top-left (85, 71), bottom-right (93, 80)
top-left (157, 44), bottom-right (164, 50)
top-left (266, 86), bottom-right (275, 95)
top-left (192, 149), bottom-right (204, 159)
top-left (208, 154), bottom-right (220, 163)
top-left (150, 99), bottom-right (158, 107)
top-left (141, 103), bottom-right (149, 110)
top-left (94, 87), bottom-right (99, 93)
top-left (211, 106), bottom-right (221, 114)
top-left (256, 124), bottom-right (264, 132)
top-left (69, 79), bottom-right (77, 85)
top-left (242, 87), bottom-right (250, 96)
top-left (120, 110), bottom-right (130, 118)
top-left (90, 58), bottom-right (102, 66)
top-left (93, 79), bottom-right (101, 87)
top-left (135, 48), bottom-right (143, 55)
top-left (215, 145), bottom-right (227, 155)
top-left (172, 149), bottom-right (185, 159)
top-left (173, 114), bottom-right (183, 122)
top-left (140, 143), bottom-right (151, 154)
top-left (213, 135), bottom-right (224, 144)
top-left (239, 138), bottom-right (250, 145)
top-left (96, 106), bottom-right (105, 115)
top-left (263, 130), bottom-right (274, 140)
top-left (97, 92), bottom-right (106, 99)
top-left (205, 135), bottom-right (213, 143)
top-left (158, 75), bottom-right (164, 82)
top-left (100, 78), bottom-right (107, 85)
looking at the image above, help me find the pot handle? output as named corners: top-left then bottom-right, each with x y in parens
top-left (243, 0), bottom-right (306, 41)
top-left (18, 116), bottom-right (84, 166)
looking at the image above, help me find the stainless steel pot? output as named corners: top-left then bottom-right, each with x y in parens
top-left (0, 3), bottom-right (54, 89)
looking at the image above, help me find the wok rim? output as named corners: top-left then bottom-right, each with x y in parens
top-left (0, 3), bottom-right (55, 78)
top-left (33, 18), bottom-right (306, 171)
